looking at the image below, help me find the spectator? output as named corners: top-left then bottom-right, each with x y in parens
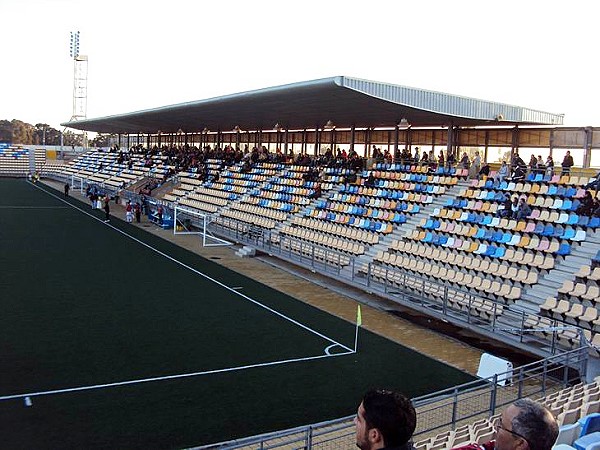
top-left (516, 198), bottom-right (532, 220)
top-left (102, 194), bottom-right (111, 223)
top-left (561, 151), bottom-right (574, 175)
top-left (478, 163), bottom-right (491, 179)
top-left (497, 194), bottom-right (513, 218)
top-left (447, 152), bottom-right (456, 168)
top-left (528, 155), bottom-right (537, 174)
top-left (308, 182), bottom-right (322, 199)
top-left (577, 191), bottom-right (594, 216)
top-left (460, 152), bottom-right (470, 169)
top-left (510, 197), bottom-right (519, 218)
top-left (413, 147), bottom-right (420, 163)
top-left (470, 151), bottom-right (481, 179)
top-left (451, 398), bottom-right (558, 450)
top-left (134, 202), bottom-right (142, 223)
top-left (544, 155), bottom-right (554, 177)
top-left (535, 155), bottom-right (545, 175)
top-left (592, 198), bottom-right (600, 217)
top-left (584, 170), bottom-right (600, 192)
top-left (438, 150), bottom-right (445, 168)
top-left (365, 173), bottom-right (376, 188)
top-left (354, 389), bottom-right (416, 450)
top-left (495, 161), bottom-right (509, 183)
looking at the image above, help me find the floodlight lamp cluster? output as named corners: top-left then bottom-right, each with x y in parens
top-left (398, 118), bottom-right (411, 129)
top-left (69, 31), bottom-right (80, 59)
top-left (324, 120), bottom-right (336, 130)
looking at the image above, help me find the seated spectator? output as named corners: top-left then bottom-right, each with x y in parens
top-left (364, 173), bottom-right (376, 187)
top-left (584, 170), bottom-right (600, 192)
top-left (478, 163), bottom-right (491, 179)
top-left (495, 161), bottom-right (509, 183)
top-left (516, 198), bottom-right (532, 219)
top-left (308, 182), bottom-right (322, 199)
top-left (510, 197), bottom-right (519, 218)
top-left (497, 195), bottom-right (513, 218)
top-left (593, 198), bottom-right (600, 217)
top-left (451, 398), bottom-right (558, 450)
top-left (355, 389), bottom-right (416, 450)
top-left (511, 165), bottom-right (526, 181)
top-left (577, 190), bottom-right (595, 216)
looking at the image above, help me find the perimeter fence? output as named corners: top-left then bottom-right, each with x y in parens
top-left (193, 347), bottom-right (588, 450)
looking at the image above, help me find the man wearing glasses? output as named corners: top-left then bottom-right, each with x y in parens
top-left (452, 398), bottom-right (558, 450)
top-left (355, 389), bottom-right (417, 450)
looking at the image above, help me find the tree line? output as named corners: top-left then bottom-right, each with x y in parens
top-left (0, 119), bottom-right (111, 147)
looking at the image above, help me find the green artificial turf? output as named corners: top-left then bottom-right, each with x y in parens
top-left (0, 179), bottom-right (475, 449)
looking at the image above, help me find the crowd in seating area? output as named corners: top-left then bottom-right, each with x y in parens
top-left (39, 143), bottom-right (600, 354)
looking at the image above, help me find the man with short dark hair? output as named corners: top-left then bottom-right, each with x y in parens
top-left (452, 398), bottom-right (558, 450)
top-left (354, 389), bottom-right (416, 450)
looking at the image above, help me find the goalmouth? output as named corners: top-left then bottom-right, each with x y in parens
top-left (173, 206), bottom-right (232, 247)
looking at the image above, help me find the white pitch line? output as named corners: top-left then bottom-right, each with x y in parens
top-left (0, 350), bottom-right (354, 401)
top-left (0, 205), bottom-right (70, 209)
top-left (31, 182), bottom-right (354, 354)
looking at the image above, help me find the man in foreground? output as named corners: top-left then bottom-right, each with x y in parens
top-left (452, 398), bottom-right (558, 450)
top-left (355, 389), bottom-right (416, 450)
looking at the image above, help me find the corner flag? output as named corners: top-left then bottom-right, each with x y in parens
top-left (356, 305), bottom-right (362, 326)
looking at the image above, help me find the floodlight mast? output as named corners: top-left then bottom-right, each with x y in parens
top-left (68, 31), bottom-right (88, 148)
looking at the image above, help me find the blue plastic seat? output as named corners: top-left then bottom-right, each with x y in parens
top-left (534, 222), bottom-right (545, 234)
top-left (557, 243), bottom-right (572, 255)
top-left (589, 217), bottom-right (600, 228)
top-left (542, 224), bottom-right (555, 236)
top-left (494, 247), bottom-right (506, 258)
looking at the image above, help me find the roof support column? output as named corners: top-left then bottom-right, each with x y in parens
top-left (284, 129), bottom-right (289, 155)
top-left (146, 133), bottom-right (150, 149)
top-left (365, 128), bottom-right (371, 158)
top-left (315, 127), bottom-right (321, 156)
top-left (446, 125), bottom-right (454, 159)
top-left (484, 130), bottom-right (489, 163)
top-left (331, 128), bottom-right (336, 152)
top-left (511, 126), bottom-right (520, 160)
top-left (394, 125), bottom-right (399, 162)
top-left (302, 129), bottom-right (307, 155)
top-left (350, 126), bottom-right (356, 153)
top-left (584, 127), bottom-right (593, 168)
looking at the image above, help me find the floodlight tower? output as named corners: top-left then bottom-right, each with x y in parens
top-left (69, 31), bottom-right (88, 147)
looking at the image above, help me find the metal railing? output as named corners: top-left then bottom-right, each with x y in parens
top-left (192, 348), bottom-right (589, 450)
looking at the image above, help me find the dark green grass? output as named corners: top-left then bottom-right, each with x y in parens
top-left (0, 179), bottom-right (474, 449)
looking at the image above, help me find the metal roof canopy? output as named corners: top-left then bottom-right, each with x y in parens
top-left (62, 76), bottom-right (564, 134)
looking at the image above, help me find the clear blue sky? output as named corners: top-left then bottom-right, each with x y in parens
top-left (2, 0), bottom-right (598, 130)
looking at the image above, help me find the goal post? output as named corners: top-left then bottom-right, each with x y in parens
top-left (173, 205), bottom-right (232, 247)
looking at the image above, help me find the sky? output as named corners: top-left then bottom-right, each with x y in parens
top-left (1, 0), bottom-right (598, 131)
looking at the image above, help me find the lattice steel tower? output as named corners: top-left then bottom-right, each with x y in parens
top-left (69, 31), bottom-right (88, 122)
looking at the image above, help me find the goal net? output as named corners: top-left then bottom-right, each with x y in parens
top-left (173, 206), bottom-right (232, 247)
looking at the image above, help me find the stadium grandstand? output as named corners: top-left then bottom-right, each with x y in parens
top-left (3, 76), bottom-right (600, 449)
